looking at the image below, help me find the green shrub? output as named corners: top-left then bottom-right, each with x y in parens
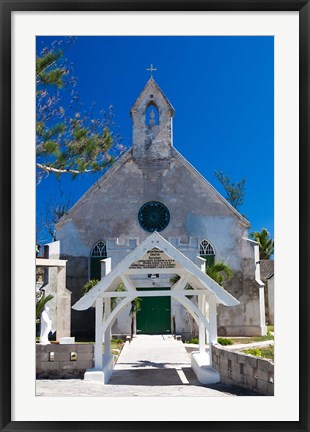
top-left (252, 335), bottom-right (274, 342)
top-left (259, 345), bottom-right (274, 360)
top-left (111, 338), bottom-right (124, 344)
top-left (185, 337), bottom-right (234, 346)
top-left (81, 279), bottom-right (99, 295)
top-left (244, 348), bottom-right (262, 357)
top-left (217, 337), bottom-right (233, 346)
top-left (185, 337), bottom-right (199, 344)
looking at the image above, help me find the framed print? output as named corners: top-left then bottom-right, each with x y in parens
top-left (1, 1), bottom-right (309, 431)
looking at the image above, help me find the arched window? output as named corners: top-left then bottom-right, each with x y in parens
top-left (199, 239), bottom-right (215, 268)
top-left (90, 240), bottom-right (107, 280)
top-left (145, 103), bottom-right (159, 126)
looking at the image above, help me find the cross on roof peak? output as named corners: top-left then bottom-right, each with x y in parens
top-left (146, 64), bottom-right (157, 78)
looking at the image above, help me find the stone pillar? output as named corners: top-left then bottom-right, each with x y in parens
top-left (56, 266), bottom-right (71, 340)
top-left (95, 296), bottom-right (104, 369)
top-left (254, 244), bottom-right (267, 335)
top-left (101, 258), bottom-right (111, 278)
top-left (195, 256), bottom-right (206, 272)
top-left (259, 285), bottom-right (266, 328)
top-left (198, 294), bottom-right (206, 354)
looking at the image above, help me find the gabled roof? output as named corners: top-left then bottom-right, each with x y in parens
top-left (56, 149), bottom-right (132, 228)
top-left (56, 146), bottom-right (249, 227)
top-left (130, 77), bottom-right (175, 115)
top-left (72, 232), bottom-right (239, 311)
top-left (171, 148), bottom-right (250, 227)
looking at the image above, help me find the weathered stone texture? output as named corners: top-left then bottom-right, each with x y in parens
top-left (55, 78), bottom-right (265, 339)
top-left (131, 78), bottom-right (174, 160)
top-left (36, 343), bottom-right (94, 379)
top-left (212, 344), bottom-right (274, 396)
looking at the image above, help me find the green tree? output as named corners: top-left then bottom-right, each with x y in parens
top-left (36, 38), bottom-right (124, 181)
top-left (37, 191), bottom-right (72, 242)
top-left (130, 297), bottom-right (142, 338)
top-left (214, 171), bottom-right (246, 211)
top-left (81, 279), bottom-right (99, 296)
top-left (206, 262), bottom-right (233, 287)
top-left (249, 228), bottom-right (274, 259)
top-left (170, 261), bottom-right (233, 288)
top-left (36, 291), bottom-right (53, 320)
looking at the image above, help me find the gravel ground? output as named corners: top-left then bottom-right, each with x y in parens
top-left (36, 336), bottom-right (259, 397)
top-left (36, 368), bottom-right (258, 398)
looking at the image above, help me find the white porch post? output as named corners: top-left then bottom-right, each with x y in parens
top-left (208, 295), bottom-right (218, 366)
top-left (101, 257), bottom-right (112, 359)
top-left (94, 258), bottom-right (112, 369)
top-left (191, 293), bottom-right (220, 384)
top-left (95, 296), bottom-right (104, 369)
top-left (198, 294), bottom-right (206, 354)
top-left (205, 301), bottom-right (210, 345)
top-left (103, 298), bottom-right (111, 356)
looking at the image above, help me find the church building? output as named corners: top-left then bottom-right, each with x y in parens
top-left (56, 77), bottom-right (266, 340)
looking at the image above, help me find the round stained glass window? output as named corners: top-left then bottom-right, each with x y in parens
top-left (138, 201), bottom-right (170, 232)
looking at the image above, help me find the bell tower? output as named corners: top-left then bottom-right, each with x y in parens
top-left (130, 77), bottom-right (175, 160)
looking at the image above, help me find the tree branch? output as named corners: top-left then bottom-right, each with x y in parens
top-left (36, 163), bottom-right (95, 174)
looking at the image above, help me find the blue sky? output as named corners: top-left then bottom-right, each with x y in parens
top-left (36, 36), bottom-right (274, 244)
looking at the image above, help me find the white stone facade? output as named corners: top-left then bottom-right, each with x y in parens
top-left (56, 78), bottom-right (266, 339)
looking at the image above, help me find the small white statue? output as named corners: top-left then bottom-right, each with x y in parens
top-left (40, 306), bottom-right (52, 345)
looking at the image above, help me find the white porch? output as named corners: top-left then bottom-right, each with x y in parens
top-left (72, 232), bottom-right (239, 385)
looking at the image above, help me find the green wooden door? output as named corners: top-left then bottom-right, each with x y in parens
top-left (136, 288), bottom-right (171, 335)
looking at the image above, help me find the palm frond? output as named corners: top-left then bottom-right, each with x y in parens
top-left (36, 292), bottom-right (53, 319)
top-left (206, 262), bottom-right (233, 286)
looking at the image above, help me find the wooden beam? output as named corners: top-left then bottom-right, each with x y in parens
top-left (171, 275), bottom-right (188, 290)
top-left (101, 296), bottom-right (134, 335)
top-left (120, 274), bottom-right (136, 292)
top-left (100, 289), bottom-right (210, 298)
top-left (171, 289), bottom-right (215, 297)
top-left (125, 268), bottom-right (179, 275)
top-left (73, 232), bottom-right (239, 311)
top-left (172, 292), bottom-right (210, 331)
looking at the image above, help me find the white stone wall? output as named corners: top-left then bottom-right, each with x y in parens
top-left (55, 78), bottom-right (264, 338)
top-left (212, 344), bottom-right (274, 395)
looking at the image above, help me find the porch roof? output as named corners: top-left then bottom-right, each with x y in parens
top-left (72, 232), bottom-right (239, 311)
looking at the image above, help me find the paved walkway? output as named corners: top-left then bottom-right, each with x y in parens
top-left (36, 335), bottom-right (257, 397)
top-left (113, 334), bottom-right (190, 370)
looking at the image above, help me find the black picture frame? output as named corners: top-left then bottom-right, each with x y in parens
top-left (1, 1), bottom-right (309, 431)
